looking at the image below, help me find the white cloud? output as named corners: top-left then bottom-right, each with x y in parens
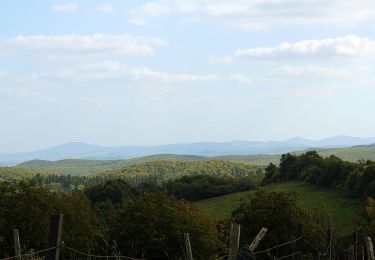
top-left (227, 35), bottom-right (375, 60)
top-left (52, 2), bottom-right (78, 13)
top-left (132, 1), bottom-right (198, 18)
top-left (275, 65), bottom-right (348, 78)
top-left (1, 34), bottom-right (167, 55)
top-left (129, 0), bottom-right (375, 30)
top-left (41, 61), bottom-right (128, 81)
top-left (36, 61), bottom-right (219, 84)
top-left (93, 4), bottom-right (114, 13)
top-left (229, 73), bottom-right (253, 84)
top-left (131, 67), bottom-right (218, 84)
top-left (129, 18), bottom-right (149, 26)
top-left (208, 56), bottom-right (233, 65)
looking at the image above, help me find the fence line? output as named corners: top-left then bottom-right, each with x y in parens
top-left (2, 215), bottom-right (371, 260)
top-left (252, 237), bottom-right (302, 255)
top-left (63, 245), bottom-right (146, 260)
top-left (0, 245), bottom-right (146, 260)
top-left (0, 236), bottom-right (367, 260)
top-left (0, 246), bottom-right (58, 260)
top-left (276, 251), bottom-right (301, 260)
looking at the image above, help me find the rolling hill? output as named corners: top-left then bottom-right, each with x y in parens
top-left (0, 167), bottom-right (48, 181)
top-left (17, 154), bottom-right (209, 176)
top-left (13, 143), bottom-right (375, 176)
top-left (98, 160), bottom-right (264, 184)
top-left (2, 135), bottom-right (375, 165)
top-left (194, 182), bottom-right (362, 234)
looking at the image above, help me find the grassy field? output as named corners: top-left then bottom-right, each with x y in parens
top-left (194, 181), bottom-right (363, 233)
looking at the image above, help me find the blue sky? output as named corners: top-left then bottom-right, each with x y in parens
top-left (1, 0), bottom-right (375, 152)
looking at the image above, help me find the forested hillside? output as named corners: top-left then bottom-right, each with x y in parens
top-left (317, 144), bottom-right (375, 161)
top-left (0, 167), bottom-right (48, 181)
top-left (100, 160), bottom-right (263, 183)
top-left (25, 160), bottom-right (263, 193)
top-left (17, 154), bottom-right (207, 175)
top-left (14, 144), bottom-right (375, 176)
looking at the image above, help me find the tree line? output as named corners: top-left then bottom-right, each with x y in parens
top-left (262, 151), bottom-right (375, 198)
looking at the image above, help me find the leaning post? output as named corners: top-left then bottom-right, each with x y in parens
top-left (46, 214), bottom-right (63, 260)
top-left (249, 227), bottom-right (268, 252)
top-left (184, 233), bottom-right (193, 260)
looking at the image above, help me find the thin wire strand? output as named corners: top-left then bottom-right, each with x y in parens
top-left (253, 237), bottom-right (302, 255)
top-left (303, 238), bottom-right (322, 253)
top-left (0, 246), bottom-right (58, 260)
top-left (63, 245), bottom-right (146, 260)
top-left (277, 251), bottom-right (301, 260)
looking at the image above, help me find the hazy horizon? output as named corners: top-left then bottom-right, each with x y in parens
top-left (2, 134), bottom-right (375, 154)
top-left (1, 1), bottom-right (375, 152)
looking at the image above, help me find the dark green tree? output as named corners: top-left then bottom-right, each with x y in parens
top-left (108, 192), bottom-right (220, 260)
top-left (0, 181), bottom-right (101, 256)
top-left (232, 190), bottom-right (326, 256)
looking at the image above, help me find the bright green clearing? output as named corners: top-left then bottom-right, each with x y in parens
top-left (194, 181), bottom-right (363, 233)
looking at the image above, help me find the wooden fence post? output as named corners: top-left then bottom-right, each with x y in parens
top-left (184, 233), bottom-right (193, 260)
top-left (326, 228), bottom-right (332, 260)
top-left (228, 223), bottom-right (240, 260)
top-left (249, 227), bottom-right (268, 252)
top-left (13, 229), bottom-right (21, 260)
top-left (366, 237), bottom-right (375, 260)
top-left (46, 214), bottom-right (63, 260)
top-left (294, 224), bottom-right (302, 260)
top-left (361, 246), bottom-right (365, 260)
top-left (355, 230), bottom-right (358, 260)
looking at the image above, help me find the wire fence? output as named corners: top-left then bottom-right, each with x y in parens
top-left (216, 232), bottom-right (364, 260)
top-left (0, 246), bottom-right (58, 260)
top-left (0, 245), bottom-right (146, 260)
top-left (0, 226), bottom-right (367, 260)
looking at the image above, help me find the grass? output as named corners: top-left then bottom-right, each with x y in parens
top-left (194, 181), bottom-right (363, 233)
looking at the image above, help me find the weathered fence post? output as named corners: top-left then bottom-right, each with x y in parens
top-left (366, 237), bottom-right (375, 260)
top-left (184, 233), bottom-right (193, 260)
top-left (228, 223), bottom-right (240, 260)
top-left (249, 228), bottom-right (268, 252)
top-left (13, 229), bottom-right (21, 260)
top-left (326, 228), bottom-right (332, 260)
top-left (47, 214), bottom-right (63, 260)
top-left (294, 224), bottom-right (302, 260)
top-left (361, 246), bottom-right (365, 260)
top-left (355, 230), bottom-right (358, 260)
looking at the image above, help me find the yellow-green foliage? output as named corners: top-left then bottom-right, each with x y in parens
top-left (100, 160), bottom-right (264, 184)
top-left (0, 167), bottom-right (47, 181)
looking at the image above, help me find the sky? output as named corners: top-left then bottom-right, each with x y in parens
top-left (1, 0), bottom-right (375, 152)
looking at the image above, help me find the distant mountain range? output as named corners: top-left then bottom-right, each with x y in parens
top-left (1, 135), bottom-right (375, 165)
top-left (14, 143), bottom-right (375, 176)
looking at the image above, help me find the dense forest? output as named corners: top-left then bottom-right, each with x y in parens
top-left (26, 160), bottom-right (263, 193)
top-left (17, 155), bottom-right (208, 175)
